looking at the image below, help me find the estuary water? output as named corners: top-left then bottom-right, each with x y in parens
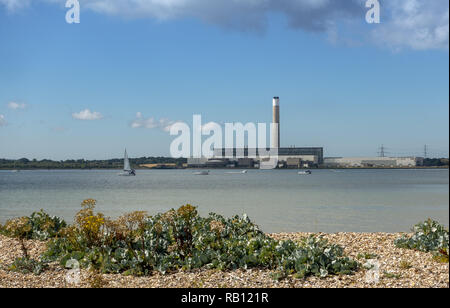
top-left (0, 169), bottom-right (448, 233)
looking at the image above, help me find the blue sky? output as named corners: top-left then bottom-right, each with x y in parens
top-left (0, 0), bottom-right (448, 159)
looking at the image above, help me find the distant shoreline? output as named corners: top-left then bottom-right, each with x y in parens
top-left (1, 166), bottom-right (448, 171)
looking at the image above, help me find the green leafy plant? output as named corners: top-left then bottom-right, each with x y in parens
top-left (1, 210), bottom-right (66, 241)
top-left (399, 260), bottom-right (412, 269)
top-left (8, 257), bottom-right (48, 275)
top-left (87, 268), bottom-right (108, 288)
top-left (383, 271), bottom-right (401, 279)
top-left (357, 252), bottom-right (378, 260)
top-left (42, 200), bottom-right (359, 280)
top-left (395, 219), bottom-right (449, 263)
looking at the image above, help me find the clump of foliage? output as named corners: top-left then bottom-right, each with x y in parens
top-left (2, 217), bottom-right (33, 258)
top-left (399, 260), bottom-right (412, 270)
top-left (395, 219), bottom-right (449, 262)
top-left (87, 268), bottom-right (109, 288)
top-left (357, 252), bottom-right (378, 260)
top-left (1, 210), bottom-right (66, 241)
top-left (0, 210), bottom-right (66, 276)
top-left (383, 271), bottom-right (401, 279)
top-left (8, 257), bottom-right (48, 275)
top-left (42, 200), bottom-right (358, 279)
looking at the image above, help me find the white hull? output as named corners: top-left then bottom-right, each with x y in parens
top-left (194, 171), bottom-right (209, 175)
top-left (119, 171), bottom-right (136, 176)
top-left (298, 171), bottom-right (312, 175)
top-left (225, 170), bottom-right (248, 174)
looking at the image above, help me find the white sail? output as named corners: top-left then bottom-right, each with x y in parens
top-left (124, 149), bottom-right (131, 171)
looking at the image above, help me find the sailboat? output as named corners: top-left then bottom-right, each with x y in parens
top-left (11, 161), bottom-right (19, 173)
top-left (118, 149), bottom-right (136, 176)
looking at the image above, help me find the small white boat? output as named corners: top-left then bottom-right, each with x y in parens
top-left (11, 161), bottom-right (19, 173)
top-left (225, 170), bottom-right (248, 174)
top-left (194, 170), bottom-right (210, 175)
top-left (118, 149), bottom-right (136, 176)
top-left (298, 170), bottom-right (312, 175)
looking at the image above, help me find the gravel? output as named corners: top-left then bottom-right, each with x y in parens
top-left (0, 233), bottom-right (448, 288)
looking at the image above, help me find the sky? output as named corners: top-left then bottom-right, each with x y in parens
top-left (0, 0), bottom-right (449, 160)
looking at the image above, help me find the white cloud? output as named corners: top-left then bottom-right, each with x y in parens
top-left (7, 101), bottom-right (27, 110)
top-left (0, 0), bottom-right (31, 12)
top-left (1, 0), bottom-right (448, 50)
top-left (130, 112), bottom-right (175, 132)
top-left (0, 114), bottom-right (6, 126)
top-left (371, 0), bottom-right (449, 51)
top-left (72, 109), bottom-right (103, 120)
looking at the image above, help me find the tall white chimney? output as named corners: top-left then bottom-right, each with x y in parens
top-left (271, 97), bottom-right (280, 149)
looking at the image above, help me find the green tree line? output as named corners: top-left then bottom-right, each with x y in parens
top-left (423, 158), bottom-right (449, 167)
top-left (0, 157), bottom-right (187, 170)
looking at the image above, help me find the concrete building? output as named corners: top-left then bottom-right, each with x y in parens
top-left (324, 157), bottom-right (424, 168)
top-left (212, 147), bottom-right (323, 166)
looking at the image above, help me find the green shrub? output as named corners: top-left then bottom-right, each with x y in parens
top-left (1, 210), bottom-right (66, 241)
top-left (383, 271), bottom-right (401, 279)
top-left (357, 252), bottom-right (378, 260)
top-left (8, 257), bottom-right (48, 275)
top-left (395, 219), bottom-right (449, 262)
top-left (43, 200), bottom-right (358, 279)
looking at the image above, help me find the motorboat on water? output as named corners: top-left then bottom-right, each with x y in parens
top-left (194, 170), bottom-right (210, 175)
top-left (298, 170), bottom-right (312, 175)
top-left (225, 170), bottom-right (248, 174)
top-left (118, 149), bottom-right (136, 176)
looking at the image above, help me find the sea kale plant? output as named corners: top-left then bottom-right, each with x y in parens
top-left (0, 210), bottom-right (66, 275)
top-left (41, 200), bottom-right (359, 279)
top-left (1, 210), bottom-right (67, 241)
top-left (395, 219), bottom-right (449, 262)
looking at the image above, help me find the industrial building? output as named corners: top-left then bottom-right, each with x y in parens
top-left (211, 147), bottom-right (323, 166)
top-left (323, 157), bottom-right (424, 168)
top-left (187, 97), bottom-right (324, 168)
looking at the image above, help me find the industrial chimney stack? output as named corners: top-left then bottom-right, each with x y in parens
top-left (272, 97), bottom-right (280, 149)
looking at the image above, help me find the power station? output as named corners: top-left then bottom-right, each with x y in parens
top-left (186, 95), bottom-right (424, 169)
top-left (188, 96), bottom-right (324, 168)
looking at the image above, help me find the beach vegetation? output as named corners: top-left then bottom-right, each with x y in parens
top-left (0, 210), bottom-right (66, 242)
top-left (357, 252), bottom-right (378, 260)
top-left (395, 219), bottom-right (449, 263)
top-left (39, 200), bottom-right (359, 279)
top-left (399, 260), bottom-right (412, 269)
top-left (8, 257), bottom-right (48, 275)
top-left (383, 271), bottom-right (401, 279)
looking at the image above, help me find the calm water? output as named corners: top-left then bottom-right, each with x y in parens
top-left (0, 169), bottom-right (448, 233)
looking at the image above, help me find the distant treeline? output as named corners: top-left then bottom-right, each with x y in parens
top-left (422, 158), bottom-right (449, 167)
top-left (0, 157), bottom-right (187, 170)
